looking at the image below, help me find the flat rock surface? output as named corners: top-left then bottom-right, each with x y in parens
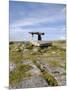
top-left (18, 75), bottom-right (48, 88)
top-left (36, 58), bottom-right (66, 86)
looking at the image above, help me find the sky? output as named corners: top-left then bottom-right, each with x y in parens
top-left (9, 1), bottom-right (66, 41)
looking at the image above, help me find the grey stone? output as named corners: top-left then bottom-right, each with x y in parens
top-left (19, 75), bottom-right (48, 88)
top-left (9, 63), bottom-right (16, 72)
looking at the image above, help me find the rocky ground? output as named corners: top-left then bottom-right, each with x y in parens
top-left (9, 41), bottom-right (66, 89)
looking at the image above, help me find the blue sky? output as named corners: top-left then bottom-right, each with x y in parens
top-left (9, 1), bottom-right (66, 41)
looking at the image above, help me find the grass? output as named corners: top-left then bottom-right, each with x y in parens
top-left (26, 43), bottom-right (33, 49)
top-left (58, 51), bottom-right (66, 57)
top-left (9, 64), bottom-right (32, 86)
top-left (33, 60), bottom-right (58, 86)
top-left (49, 60), bottom-right (63, 68)
top-left (9, 51), bottom-right (23, 64)
top-left (42, 45), bottom-right (66, 57)
top-left (42, 71), bottom-right (58, 86)
top-left (9, 42), bottom-right (66, 62)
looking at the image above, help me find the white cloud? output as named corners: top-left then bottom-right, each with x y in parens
top-left (10, 6), bottom-right (66, 30)
top-left (9, 1), bottom-right (66, 41)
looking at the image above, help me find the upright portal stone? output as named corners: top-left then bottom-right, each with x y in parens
top-left (29, 32), bottom-right (52, 47)
top-left (29, 32), bottom-right (45, 41)
top-left (38, 34), bottom-right (42, 40)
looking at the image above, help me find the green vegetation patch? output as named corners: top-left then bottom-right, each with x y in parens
top-left (9, 51), bottom-right (22, 64)
top-left (26, 43), bottom-right (33, 49)
top-left (9, 64), bottom-right (32, 86)
top-left (58, 50), bottom-right (66, 57)
top-left (42, 71), bottom-right (58, 86)
top-left (49, 60), bottom-right (63, 68)
top-left (33, 60), bottom-right (58, 86)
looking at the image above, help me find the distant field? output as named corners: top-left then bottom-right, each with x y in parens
top-left (9, 40), bottom-right (66, 88)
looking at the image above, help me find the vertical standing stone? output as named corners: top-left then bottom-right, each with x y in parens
top-left (29, 32), bottom-right (44, 41)
top-left (38, 34), bottom-right (42, 41)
